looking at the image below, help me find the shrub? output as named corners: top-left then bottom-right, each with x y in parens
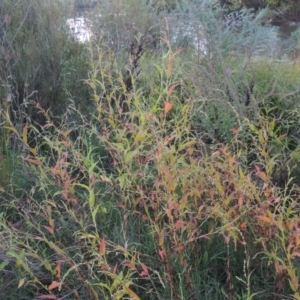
top-left (0, 0), bottom-right (90, 130)
top-left (1, 1), bottom-right (300, 299)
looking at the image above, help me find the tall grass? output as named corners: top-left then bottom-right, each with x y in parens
top-left (1, 1), bottom-right (300, 299)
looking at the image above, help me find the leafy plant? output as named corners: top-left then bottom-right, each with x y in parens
top-left (1, 1), bottom-right (300, 299)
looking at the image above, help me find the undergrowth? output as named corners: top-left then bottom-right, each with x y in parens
top-left (1, 1), bottom-right (300, 299)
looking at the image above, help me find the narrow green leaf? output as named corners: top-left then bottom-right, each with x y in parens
top-left (0, 261), bottom-right (9, 271)
top-left (89, 189), bottom-right (95, 208)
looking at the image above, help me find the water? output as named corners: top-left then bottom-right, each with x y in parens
top-left (66, 17), bottom-right (93, 43)
top-left (65, 12), bottom-right (300, 61)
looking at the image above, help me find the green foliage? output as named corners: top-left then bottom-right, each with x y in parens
top-left (0, 0), bottom-right (89, 130)
top-left (221, 0), bottom-right (300, 15)
top-left (1, 1), bottom-right (300, 299)
top-left (145, 0), bottom-right (186, 13)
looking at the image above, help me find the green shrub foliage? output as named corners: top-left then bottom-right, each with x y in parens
top-left (1, 1), bottom-right (300, 299)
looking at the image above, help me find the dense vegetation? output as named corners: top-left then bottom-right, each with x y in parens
top-left (1, 0), bottom-right (300, 299)
top-left (221, 0), bottom-right (300, 13)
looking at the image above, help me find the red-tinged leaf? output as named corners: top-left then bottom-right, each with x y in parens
top-left (159, 37), bottom-right (169, 45)
top-left (62, 192), bottom-right (69, 200)
top-left (165, 16), bottom-right (169, 32)
top-left (24, 158), bottom-right (43, 166)
top-left (174, 220), bottom-right (187, 230)
top-left (240, 222), bottom-right (247, 231)
top-left (238, 197), bottom-right (243, 210)
top-left (100, 264), bottom-right (109, 270)
top-left (158, 249), bottom-right (166, 260)
top-left (55, 260), bottom-right (64, 280)
top-left (124, 286), bottom-right (140, 300)
top-left (123, 263), bottom-right (136, 270)
top-left (200, 234), bottom-right (210, 240)
top-left (113, 263), bottom-right (118, 274)
top-left (230, 128), bottom-right (239, 134)
top-left (140, 262), bottom-right (148, 276)
top-left (116, 204), bottom-right (126, 209)
top-left (274, 261), bottom-right (284, 275)
top-left (187, 237), bottom-right (195, 243)
top-left (44, 226), bottom-right (54, 235)
top-left (254, 165), bottom-right (269, 183)
top-left (35, 295), bottom-right (57, 300)
top-left (187, 147), bottom-right (194, 155)
top-left (258, 172), bottom-right (268, 183)
top-left (164, 102), bottom-right (174, 114)
top-left (223, 234), bottom-right (230, 245)
top-left (99, 238), bottom-right (106, 256)
top-left (60, 140), bottom-right (71, 148)
top-left (173, 48), bottom-right (184, 57)
top-left (166, 208), bottom-right (173, 221)
top-left (49, 219), bottom-right (55, 228)
top-left (278, 133), bottom-right (287, 141)
top-left (293, 252), bottom-right (300, 258)
top-left (167, 49), bottom-right (184, 79)
top-left (167, 59), bottom-right (173, 79)
top-left (168, 200), bottom-right (178, 209)
top-left (255, 164), bottom-right (261, 172)
top-left (257, 216), bottom-right (272, 223)
top-left (48, 281), bottom-right (61, 291)
top-left (167, 83), bottom-right (181, 98)
top-left (142, 215), bottom-right (149, 221)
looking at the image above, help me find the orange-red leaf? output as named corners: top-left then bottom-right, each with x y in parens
top-left (164, 102), bottom-right (174, 114)
top-left (166, 48), bottom-right (184, 78)
top-left (44, 226), bottom-right (54, 235)
top-left (100, 263), bottom-right (110, 270)
top-left (158, 248), bottom-right (166, 260)
top-left (257, 216), bottom-right (272, 223)
top-left (99, 238), bottom-right (106, 256)
top-left (199, 234), bottom-right (210, 240)
top-left (238, 197), bottom-right (243, 210)
top-left (113, 263), bottom-right (118, 274)
top-left (48, 281), bottom-right (61, 291)
top-left (274, 261), bottom-right (284, 275)
top-left (49, 219), bottom-right (55, 228)
top-left (124, 286), bottom-right (140, 300)
top-left (142, 215), bottom-right (149, 221)
top-left (24, 158), bottom-right (43, 166)
top-left (293, 252), bottom-right (300, 258)
top-left (159, 37), bottom-right (169, 45)
top-left (230, 128), bottom-right (239, 134)
top-left (239, 222), bottom-right (247, 231)
top-left (165, 16), bottom-right (169, 32)
top-left (174, 220), bottom-right (187, 230)
top-left (187, 237), bottom-right (195, 243)
top-left (116, 204), bottom-right (126, 209)
top-left (254, 165), bottom-right (269, 183)
top-left (35, 295), bottom-right (57, 300)
top-left (55, 260), bottom-right (64, 280)
top-left (139, 262), bottom-right (149, 277)
top-left (167, 83), bottom-right (181, 98)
